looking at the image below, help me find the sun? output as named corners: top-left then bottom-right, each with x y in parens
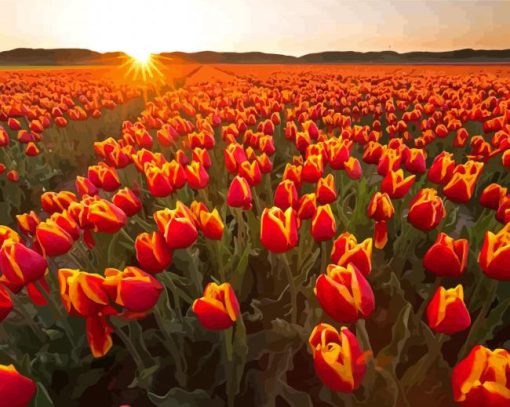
top-left (129, 50), bottom-right (153, 65)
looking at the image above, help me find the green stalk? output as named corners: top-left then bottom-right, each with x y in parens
top-left (281, 253), bottom-right (298, 324)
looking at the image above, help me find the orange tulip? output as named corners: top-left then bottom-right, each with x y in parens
top-left (331, 232), bottom-right (373, 276)
top-left (155, 202), bottom-right (198, 249)
top-left (192, 282), bottom-right (240, 330)
top-left (452, 345), bottom-right (510, 406)
top-left (75, 176), bottom-right (98, 197)
top-left (0, 240), bottom-right (47, 287)
top-left (58, 268), bottom-right (110, 317)
top-left (423, 233), bottom-right (468, 277)
top-left (197, 208), bottom-right (224, 240)
top-left (311, 204), bottom-right (336, 242)
top-left (308, 324), bottom-right (367, 392)
top-left (103, 267), bottom-right (163, 313)
top-left (15, 211), bottom-right (40, 236)
top-left (407, 188), bottom-right (446, 231)
top-left (41, 191), bottom-right (77, 215)
top-left (185, 161), bottom-right (209, 189)
top-left (443, 161), bottom-right (484, 203)
top-left (344, 156), bottom-right (362, 180)
top-left (135, 232), bottom-right (172, 273)
top-left (0, 364), bottom-right (36, 407)
top-left (315, 263), bottom-right (375, 323)
top-left (87, 199), bottom-right (127, 234)
top-left (238, 160), bottom-right (262, 186)
top-left (380, 169), bottom-right (415, 199)
top-left (260, 207), bottom-right (298, 253)
top-left (479, 223), bottom-right (510, 280)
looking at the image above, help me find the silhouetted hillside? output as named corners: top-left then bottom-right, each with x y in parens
top-left (1, 47), bottom-right (509, 66)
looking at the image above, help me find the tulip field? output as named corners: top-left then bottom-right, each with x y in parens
top-left (0, 64), bottom-right (509, 406)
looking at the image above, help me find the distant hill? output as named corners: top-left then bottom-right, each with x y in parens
top-left (1, 47), bottom-right (510, 66)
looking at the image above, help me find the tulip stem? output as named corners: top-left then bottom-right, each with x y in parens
top-left (281, 253), bottom-right (298, 324)
top-left (35, 281), bottom-right (77, 348)
top-left (223, 327), bottom-right (235, 407)
top-left (114, 323), bottom-right (147, 377)
top-left (458, 280), bottom-right (497, 360)
top-left (119, 227), bottom-right (135, 244)
top-left (320, 241), bottom-right (328, 273)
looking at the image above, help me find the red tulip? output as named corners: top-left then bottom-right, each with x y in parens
top-left (331, 233), bottom-right (372, 276)
top-left (135, 232), bottom-right (172, 273)
top-left (192, 282), bottom-right (240, 330)
top-left (426, 285), bottom-right (470, 334)
top-left (452, 345), bottom-right (510, 406)
top-left (226, 176), bottom-right (252, 210)
top-left (311, 204), bottom-right (336, 242)
top-left (315, 263), bottom-right (375, 323)
top-left (479, 223), bottom-right (510, 280)
top-left (423, 233), bottom-right (468, 277)
top-left (0, 364), bottom-right (37, 407)
top-left (260, 207), bottom-right (298, 253)
top-left (407, 188), bottom-right (446, 231)
top-left (308, 324), bottom-right (367, 392)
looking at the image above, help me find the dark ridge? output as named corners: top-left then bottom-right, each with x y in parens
top-left (1, 47), bottom-right (510, 66)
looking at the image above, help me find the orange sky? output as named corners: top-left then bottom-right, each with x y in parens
top-left (0, 0), bottom-right (508, 56)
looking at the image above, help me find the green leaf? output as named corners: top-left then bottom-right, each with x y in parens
top-left (34, 382), bottom-right (55, 407)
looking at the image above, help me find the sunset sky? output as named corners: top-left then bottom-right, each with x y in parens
top-left (0, 0), bottom-right (508, 57)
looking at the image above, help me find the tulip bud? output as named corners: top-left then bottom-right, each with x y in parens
top-left (87, 199), bottom-right (127, 234)
top-left (423, 233), bottom-right (468, 277)
top-left (428, 151), bottom-right (455, 185)
top-left (41, 191), bottom-right (77, 215)
top-left (479, 223), bottom-right (510, 280)
top-left (0, 364), bottom-right (36, 407)
top-left (58, 268), bottom-right (110, 317)
top-left (103, 267), bottom-right (163, 313)
top-left (496, 195), bottom-right (510, 224)
top-left (238, 160), bottom-right (262, 187)
top-left (158, 203), bottom-right (198, 249)
top-left (192, 282), bottom-right (240, 330)
top-left (274, 180), bottom-right (298, 210)
top-left (308, 324), bottom-right (367, 392)
top-left (302, 155), bottom-right (324, 183)
top-left (315, 264), bottom-right (375, 323)
top-left (112, 188), bottom-right (142, 217)
top-left (426, 285), bottom-right (471, 334)
top-left (443, 161), bottom-right (484, 204)
top-left (226, 176), bottom-right (252, 210)
top-left (260, 207), bottom-right (298, 253)
top-left (15, 211), bottom-right (41, 237)
top-left (316, 174), bottom-right (337, 205)
top-left (331, 233), bottom-right (372, 276)
top-left (75, 176), bottom-right (98, 197)
top-left (135, 232), bottom-right (172, 273)
top-left (480, 183), bottom-right (507, 210)
top-left (311, 205), bottom-right (336, 242)
top-left (298, 193), bottom-right (317, 220)
top-left (452, 345), bottom-right (510, 406)
top-left (185, 161), bottom-right (209, 189)
top-left (407, 188), bottom-right (446, 231)
top-left (380, 169), bottom-right (415, 199)
top-left (0, 240), bottom-right (47, 287)
top-left (344, 157), bottom-right (362, 180)
top-left (0, 226), bottom-right (21, 246)
top-left (403, 148), bottom-right (427, 174)
top-left (197, 209), bottom-right (224, 240)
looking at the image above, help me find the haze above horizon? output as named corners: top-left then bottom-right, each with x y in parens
top-left (0, 0), bottom-right (508, 57)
